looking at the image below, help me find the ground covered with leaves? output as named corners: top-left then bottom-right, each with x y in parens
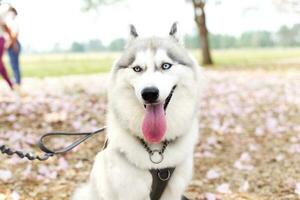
top-left (0, 70), bottom-right (300, 200)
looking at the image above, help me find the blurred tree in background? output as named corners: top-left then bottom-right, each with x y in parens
top-left (68, 23), bottom-right (300, 52)
top-left (108, 38), bottom-right (126, 51)
top-left (78, 0), bottom-right (299, 55)
top-left (184, 34), bottom-right (201, 49)
top-left (188, 0), bottom-right (213, 65)
top-left (238, 31), bottom-right (275, 47)
top-left (210, 34), bottom-right (237, 49)
top-left (70, 39), bottom-right (106, 52)
top-left (86, 39), bottom-right (106, 51)
top-left (277, 24), bottom-right (300, 46)
top-left (82, 0), bottom-right (215, 66)
top-left (71, 42), bottom-right (85, 52)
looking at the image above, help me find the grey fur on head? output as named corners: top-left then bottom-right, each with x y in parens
top-left (129, 24), bottom-right (138, 38)
top-left (116, 37), bottom-right (194, 69)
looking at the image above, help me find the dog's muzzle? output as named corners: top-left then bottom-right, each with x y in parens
top-left (142, 85), bottom-right (177, 110)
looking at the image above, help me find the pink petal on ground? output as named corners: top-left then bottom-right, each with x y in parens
top-left (0, 170), bottom-right (12, 182)
top-left (295, 182), bottom-right (300, 196)
top-left (11, 191), bottom-right (20, 200)
top-left (204, 193), bottom-right (217, 200)
top-left (57, 157), bottom-right (69, 171)
top-left (216, 183), bottom-right (231, 194)
top-left (206, 169), bottom-right (220, 180)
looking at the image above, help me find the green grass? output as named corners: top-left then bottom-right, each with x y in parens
top-left (209, 48), bottom-right (300, 66)
top-left (5, 48), bottom-right (300, 77)
top-left (5, 53), bottom-right (117, 78)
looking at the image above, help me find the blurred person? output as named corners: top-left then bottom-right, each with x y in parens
top-left (6, 6), bottom-right (21, 87)
top-left (0, 4), bottom-right (13, 90)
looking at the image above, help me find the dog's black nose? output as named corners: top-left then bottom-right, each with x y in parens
top-left (141, 87), bottom-right (159, 103)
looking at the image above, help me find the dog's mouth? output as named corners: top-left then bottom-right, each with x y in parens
top-left (143, 85), bottom-right (177, 110)
top-left (142, 85), bottom-right (177, 144)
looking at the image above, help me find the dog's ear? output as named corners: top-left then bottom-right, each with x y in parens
top-left (169, 22), bottom-right (183, 44)
top-left (169, 22), bottom-right (178, 36)
top-left (126, 24), bottom-right (138, 47)
top-left (129, 24), bottom-right (138, 39)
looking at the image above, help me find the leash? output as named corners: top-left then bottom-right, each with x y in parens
top-left (0, 127), bottom-right (106, 161)
top-left (1, 85), bottom-right (177, 162)
top-left (1, 128), bottom-right (189, 200)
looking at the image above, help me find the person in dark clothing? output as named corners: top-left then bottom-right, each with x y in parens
top-left (6, 6), bottom-right (21, 86)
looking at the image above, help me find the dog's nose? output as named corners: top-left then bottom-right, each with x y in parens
top-left (141, 87), bottom-right (159, 103)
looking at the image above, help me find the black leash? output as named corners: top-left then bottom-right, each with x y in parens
top-left (0, 127), bottom-right (106, 161)
top-left (1, 86), bottom-right (177, 161)
top-left (1, 128), bottom-right (190, 200)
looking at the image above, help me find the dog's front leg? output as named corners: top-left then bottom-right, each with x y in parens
top-left (104, 150), bottom-right (153, 200)
top-left (160, 155), bottom-right (194, 200)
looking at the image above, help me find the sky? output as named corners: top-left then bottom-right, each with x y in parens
top-left (3, 0), bottom-right (300, 52)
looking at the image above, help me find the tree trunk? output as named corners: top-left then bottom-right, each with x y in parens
top-left (192, 0), bottom-right (213, 65)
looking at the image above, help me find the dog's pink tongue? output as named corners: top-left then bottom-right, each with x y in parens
top-left (142, 104), bottom-right (166, 144)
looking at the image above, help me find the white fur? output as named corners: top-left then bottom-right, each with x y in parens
top-left (72, 35), bottom-right (203, 200)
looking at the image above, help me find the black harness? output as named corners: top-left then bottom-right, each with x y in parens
top-left (150, 168), bottom-right (189, 200)
top-left (105, 139), bottom-right (189, 200)
top-left (150, 168), bottom-right (175, 200)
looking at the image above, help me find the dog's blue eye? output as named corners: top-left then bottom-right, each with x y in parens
top-left (161, 63), bottom-right (172, 70)
top-left (133, 66), bottom-right (143, 72)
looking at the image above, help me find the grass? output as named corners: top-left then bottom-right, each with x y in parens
top-left (4, 48), bottom-right (300, 78)
top-left (209, 48), bottom-right (300, 66)
top-left (5, 52), bottom-right (116, 78)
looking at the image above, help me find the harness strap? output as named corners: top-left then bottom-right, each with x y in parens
top-left (103, 139), bottom-right (189, 200)
top-left (149, 168), bottom-right (190, 200)
top-left (182, 195), bottom-right (189, 200)
top-left (149, 168), bottom-right (175, 200)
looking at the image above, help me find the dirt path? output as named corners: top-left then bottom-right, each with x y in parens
top-left (0, 70), bottom-right (300, 200)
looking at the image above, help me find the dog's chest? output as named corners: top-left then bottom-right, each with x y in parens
top-left (97, 141), bottom-right (189, 200)
top-left (99, 149), bottom-right (153, 199)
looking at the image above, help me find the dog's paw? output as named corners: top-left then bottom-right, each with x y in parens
top-left (71, 183), bottom-right (94, 200)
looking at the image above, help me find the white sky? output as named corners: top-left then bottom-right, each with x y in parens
top-left (3, 0), bottom-right (300, 51)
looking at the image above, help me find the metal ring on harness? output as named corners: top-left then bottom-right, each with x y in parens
top-left (149, 150), bottom-right (164, 164)
top-left (157, 169), bottom-right (171, 181)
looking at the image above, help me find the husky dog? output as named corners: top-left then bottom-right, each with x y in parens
top-left (72, 23), bottom-right (203, 200)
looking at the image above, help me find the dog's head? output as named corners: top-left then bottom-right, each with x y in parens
top-left (108, 23), bottom-right (202, 144)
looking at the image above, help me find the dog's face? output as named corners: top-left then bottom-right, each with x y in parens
top-left (108, 23), bottom-right (202, 143)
